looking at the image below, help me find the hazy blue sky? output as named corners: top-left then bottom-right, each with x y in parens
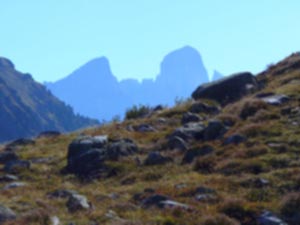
top-left (1, 0), bottom-right (300, 82)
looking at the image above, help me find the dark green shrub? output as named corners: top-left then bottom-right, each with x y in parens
top-left (125, 104), bottom-right (151, 119)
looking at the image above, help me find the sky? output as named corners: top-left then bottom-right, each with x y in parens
top-left (1, 0), bottom-right (300, 82)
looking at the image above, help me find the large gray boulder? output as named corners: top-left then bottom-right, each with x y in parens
top-left (192, 72), bottom-right (258, 104)
top-left (64, 135), bottom-right (138, 178)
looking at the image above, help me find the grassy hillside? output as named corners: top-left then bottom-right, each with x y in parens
top-left (0, 53), bottom-right (300, 225)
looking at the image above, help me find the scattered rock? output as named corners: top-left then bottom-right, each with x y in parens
top-left (0, 204), bottom-right (16, 223)
top-left (192, 72), bottom-right (258, 104)
top-left (2, 182), bottom-right (27, 190)
top-left (141, 194), bottom-right (169, 208)
top-left (258, 211), bottom-right (287, 225)
top-left (170, 122), bottom-right (205, 140)
top-left (47, 189), bottom-right (78, 199)
top-left (38, 131), bottom-right (61, 138)
top-left (66, 194), bottom-right (90, 212)
top-left (133, 124), bottom-right (156, 132)
top-left (259, 94), bottom-right (290, 105)
top-left (3, 160), bottom-right (30, 174)
top-left (224, 134), bottom-right (246, 145)
top-left (143, 152), bottom-right (172, 166)
top-left (182, 145), bottom-right (214, 164)
top-left (50, 216), bottom-right (60, 225)
top-left (203, 120), bottom-right (227, 141)
top-left (189, 102), bottom-right (220, 114)
top-left (241, 178), bottom-right (270, 188)
top-left (107, 139), bottom-right (138, 160)
top-left (159, 200), bottom-right (191, 210)
top-left (0, 175), bottom-right (18, 182)
top-left (181, 112), bottom-right (201, 124)
top-left (167, 136), bottom-right (188, 151)
top-left (0, 152), bottom-right (18, 164)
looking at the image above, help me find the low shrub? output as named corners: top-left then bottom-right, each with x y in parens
top-left (125, 104), bottom-right (151, 120)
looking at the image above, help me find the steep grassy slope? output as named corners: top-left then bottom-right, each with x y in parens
top-left (0, 53), bottom-right (300, 225)
top-left (0, 57), bottom-right (98, 142)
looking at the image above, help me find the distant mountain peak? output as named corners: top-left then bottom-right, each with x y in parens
top-left (0, 57), bottom-right (15, 70)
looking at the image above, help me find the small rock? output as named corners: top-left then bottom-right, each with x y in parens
top-left (133, 124), bottom-right (156, 132)
top-left (259, 94), bottom-right (290, 106)
top-left (159, 200), bottom-right (191, 210)
top-left (66, 194), bottom-right (90, 212)
top-left (141, 194), bottom-right (169, 208)
top-left (0, 152), bottom-right (18, 164)
top-left (195, 194), bottom-right (218, 203)
top-left (182, 145), bottom-right (214, 164)
top-left (143, 152), bottom-right (172, 166)
top-left (181, 112), bottom-right (201, 124)
top-left (47, 189), bottom-right (78, 199)
top-left (167, 136), bottom-right (188, 151)
top-left (258, 211), bottom-right (287, 225)
top-left (174, 183), bottom-right (187, 189)
top-left (224, 134), bottom-right (246, 145)
top-left (50, 216), bottom-right (60, 225)
top-left (0, 204), bottom-right (16, 223)
top-left (3, 160), bottom-right (30, 174)
top-left (241, 178), bottom-right (270, 188)
top-left (0, 175), bottom-right (18, 182)
top-left (2, 182), bottom-right (27, 190)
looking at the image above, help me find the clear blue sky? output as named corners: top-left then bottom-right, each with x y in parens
top-left (1, 0), bottom-right (300, 82)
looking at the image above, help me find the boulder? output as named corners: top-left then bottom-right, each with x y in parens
top-left (107, 139), bottom-right (138, 160)
top-left (258, 211), bottom-right (287, 225)
top-left (182, 145), bottom-right (214, 164)
top-left (3, 160), bottom-right (30, 174)
top-left (67, 135), bottom-right (108, 162)
top-left (189, 102), bottom-right (220, 114)
top-left (65, 148), bottom-right (107, 177)
top-left (65, 135), bottom-right (108, 177)
top-left (0, 152), bottom-right (18, 164)
top-left (192, 72), bottom-right (258, 104)
top-left (0, 205), bottom-right (16, 224)
top-left (144, 152), bottom-right (172, 166)
top-left (170, 122), bottom-right (205, 140)
top-left (167, 136), bottom-right (188, 151)
top-left (224, 134), bottom-right (246, 145)
top-left (203, 120), bottom-right (227, 141)
top-left (66, 194), bottom-right (90, 212)
top-left (181, 112), bottom-right (201, 124)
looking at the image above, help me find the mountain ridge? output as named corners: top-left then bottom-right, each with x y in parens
top-left (46, 46), bottom-right (218, 121)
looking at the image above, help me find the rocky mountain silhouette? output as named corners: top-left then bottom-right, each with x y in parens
top-left (0, 57), bottom-right (98, 143)
top-left (46, 46), bottom-right (211, 121)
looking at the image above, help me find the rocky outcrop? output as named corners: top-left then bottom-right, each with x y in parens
top-left (192, 72), bottom-right (258, 104)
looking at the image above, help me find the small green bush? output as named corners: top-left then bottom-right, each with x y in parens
top-left (125, 104), bottom-right (151, 120)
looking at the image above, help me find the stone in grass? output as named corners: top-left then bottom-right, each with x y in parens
top-left (66, 194), bottom-right (91, 213)
top-left (0, 205), bottom-right (16, 223)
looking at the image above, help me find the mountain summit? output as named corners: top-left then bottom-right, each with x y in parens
top-left (0, 57), bottom-right (98, 142)
top-left (46, 46), bottom-right (210, 120)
